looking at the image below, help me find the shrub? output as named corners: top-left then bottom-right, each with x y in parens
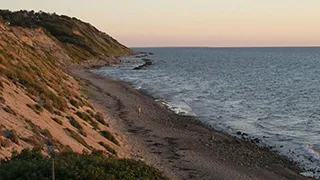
top-left (98, 142), bottom-right (117, 155)
top-left (100, 131), bottom-right (119, 146)
top-left (51, 117), bottom-right (63, 125)
top-left (67, 116), bottom-right (82, 130)
top-left (7, 129), bottom-right (19, 144)
top-left (0, 96), bottom-right (5, 104)
top-left (3, 106), bottom-right (16, 115)
top-left (86, 109), bottom-right (95, 117)
top-left (0, 137), bottom-right (11, 148)
top-left (27, 104), bottom-right (43, 114)
top-left (0, 149), bottom-right (169, 180)
top-left (76, 111), bottom-right (92, 122)
top-left (95, 112), bottom-right (108, 126)
top-left (64, 128), bottom-right (90, 149)
top-left (23, 135), bottom-right (44, 150)
top-left (69, 99), bottom-right (79, 108)
top-left (76, 111), bottom-right (99, 130)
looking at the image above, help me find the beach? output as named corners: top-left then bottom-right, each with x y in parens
top-left (68, 66), bottom-right (308, 180)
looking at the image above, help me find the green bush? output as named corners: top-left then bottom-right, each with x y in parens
top-left (7, 129), bottom-right (19, 144)
top-left (27, 104), bottom-right (43, 114)
top-left (76, 111), bottom-right (99, 130)
top-left (95, 112), bottom-right (108, 126)
top-left (67, 116), bottom-right (82, 130)
top-left (98, 142), bottom-right (117, 155)
top-left (51, 117), bottom-right (63, 125)
top-left (100, 131), bottom-right (119, 146)
top-left (69, 99), bottom-right (79, 108)
top-left (64, 128), bottom-right (90, 149)
top-left (0, 149), bottom-right (168, 180)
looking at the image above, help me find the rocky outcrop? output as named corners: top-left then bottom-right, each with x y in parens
top-left (133, 59), bottom-right (153, 70)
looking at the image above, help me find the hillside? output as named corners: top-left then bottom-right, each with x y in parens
top-left (0, 10), bottom-right (132, 159)
top-left (0, 10), bottom-right (132, 62)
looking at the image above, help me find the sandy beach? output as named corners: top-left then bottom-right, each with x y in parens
top-left (68, 67), bottom-right (308, 180)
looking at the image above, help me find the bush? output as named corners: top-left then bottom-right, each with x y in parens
top-left (0, 137), bottom-right (11, 148)
top-left (98, 142), bottom-right (117, 155)
top-left (67, 116), bottom-right (82, 130)
top-left (51, 117), bottom-right (63, 125)
top-left (86, 109), bottom-right (95, 117)
top-left (76, 111), bottom-right (99, 130)
top-left (76, 111), bottom-right (92, 122)
top-left (100, 131), bottom-right (119, 146)
top-left (64, 128), bottom-right (90, 149)
top-left (27, 104), bottom-right (43, 114)
top-left (0, 149), bottom-right (169, 180)
top-left (69, 99), bottom-right (79, 108)
top-left (95, 112), bottom-right (108, 126)
top-left (3, 106), bottom-right (16, 115)
top-left (7, 129), bottom-right (19, 144)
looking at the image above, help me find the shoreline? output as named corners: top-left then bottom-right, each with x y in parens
top-left (67, 64), bottom-right (308, 179)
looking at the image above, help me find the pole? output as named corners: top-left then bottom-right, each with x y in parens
top-left (52, 157), bottom-right (55, 180)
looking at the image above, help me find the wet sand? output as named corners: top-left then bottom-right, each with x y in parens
top-left (68, 67), bottom-right (308, 180)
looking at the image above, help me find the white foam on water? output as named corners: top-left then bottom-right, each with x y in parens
top-left (156, 99), bottom-right (197, 116)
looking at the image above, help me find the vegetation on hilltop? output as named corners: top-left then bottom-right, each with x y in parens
top-left (0, 149), bottom-right (168, 180)
top-left (0, 9), bottom-right (132, 62)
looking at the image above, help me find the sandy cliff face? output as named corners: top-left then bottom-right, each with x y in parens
top-left (0, 21), bottom-right (126, 159)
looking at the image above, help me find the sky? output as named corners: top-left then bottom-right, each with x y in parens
top-left (1, 0), bottom-right (320, 47)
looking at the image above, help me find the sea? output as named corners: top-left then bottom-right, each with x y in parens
top-left (94, 47), bottom-right (320, 177)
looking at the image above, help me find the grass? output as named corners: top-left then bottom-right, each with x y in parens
top-left (98, 141), bottom-right (117, 155)
top-left (0, 149), bottom-right (169, 180)
top-left (100, 131), bottom-right (120, 146)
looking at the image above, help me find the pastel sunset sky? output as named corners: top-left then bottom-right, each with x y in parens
top-left (2, 0), bottom-right (320, 47)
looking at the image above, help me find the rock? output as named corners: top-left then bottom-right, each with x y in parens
top-left (133, 59), bottom-right (153, 70)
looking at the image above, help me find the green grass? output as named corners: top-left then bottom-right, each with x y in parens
top-left (100, 131), bottom-right (120, 146)
top-left (0, 149), bottom-right (169, 180)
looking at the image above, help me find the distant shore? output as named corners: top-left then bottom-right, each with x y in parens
top-left (67, 60), bottom-right (307, 180)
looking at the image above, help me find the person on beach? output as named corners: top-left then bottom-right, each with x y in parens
top-left (138, 106), bottom-right (142, 117)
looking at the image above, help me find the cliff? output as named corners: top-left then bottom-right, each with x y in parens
top-left (0, 10), bottom-right (132, 158)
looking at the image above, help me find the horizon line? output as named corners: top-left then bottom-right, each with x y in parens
top-left (130, 45), bottom-right (320, 49)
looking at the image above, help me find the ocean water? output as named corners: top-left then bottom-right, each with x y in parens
top-left (95, 47), bottom-right (320, 176)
